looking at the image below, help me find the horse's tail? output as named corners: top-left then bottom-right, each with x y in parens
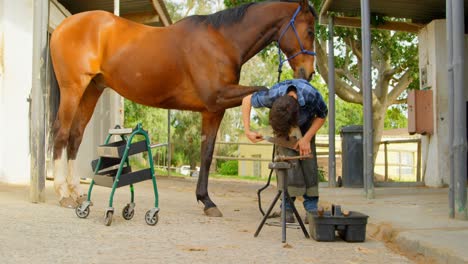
top-left (47, 49), bottom-right (60, 155)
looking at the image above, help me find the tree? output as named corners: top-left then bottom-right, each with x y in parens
top-left (124, 100), bottom-right (168, 143)
top-left (164, 0), bottom-right (228, 171)
top-left (226, 0), bottom-right (417, 162)
top-left (316, 26), bottom-right (417, 159)
top-left (171, 111), bottom-right (201, 169)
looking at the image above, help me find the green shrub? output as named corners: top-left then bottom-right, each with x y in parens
top-left (318, 168), bottom-right (327, 182)
top-left (218, 160), bottom-right (238, 175)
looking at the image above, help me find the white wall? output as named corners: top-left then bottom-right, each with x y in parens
top-left (0, 0), bottom-right (33, 184)
top-left (0, 0), bottom-right (124, 185)
top-left (418, 19), bottom-right (468, 187)
top-left (0, 0), bottom-right (4, 184)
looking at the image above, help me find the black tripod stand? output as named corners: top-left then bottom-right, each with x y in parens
top-left (254, 155), bottom-right (311, 243)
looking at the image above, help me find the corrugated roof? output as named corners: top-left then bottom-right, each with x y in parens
top-left (58, 0), bottom-right (172, 26)
top-left (320, 0), bottom-right (468, 32)
top-left (321, 0), bottom-right (448, 23)
top-left (324, 0), bottom-right (448, 22)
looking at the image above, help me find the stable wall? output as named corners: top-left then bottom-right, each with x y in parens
top-left (0, 0), bottom-right (33, 184)
top-left (0, 0), bottom-right (121, 185)
top-left (418, 19), bottom-right (468, 187)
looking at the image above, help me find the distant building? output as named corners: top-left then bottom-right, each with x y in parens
top-left (238, 127), bottom-right (420, 183)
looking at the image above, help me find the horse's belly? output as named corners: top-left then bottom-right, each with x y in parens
top-left (113, 82), bottom-right (207, 112)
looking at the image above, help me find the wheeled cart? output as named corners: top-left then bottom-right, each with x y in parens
top-left (75, 123), bottom-right (160, 226)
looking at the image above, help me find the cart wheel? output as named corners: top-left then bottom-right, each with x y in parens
top-left (104, 210), bottom-right (114, 226)
top-left (75, 205), bottom-right (90, 218)
top-left (122, 204), bottom-right (135, 220)
top-left (145, 210), bottom-right (159, 226)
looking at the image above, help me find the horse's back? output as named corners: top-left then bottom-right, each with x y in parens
top-left (50, 11), bottom-right (153, 76)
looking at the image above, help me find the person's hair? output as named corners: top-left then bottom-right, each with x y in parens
top-left (269, 95), bottom-right (299, 138)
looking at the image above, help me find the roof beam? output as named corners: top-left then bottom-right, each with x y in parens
top-left (122, 11), bottom-right (160, 24)
top-left (151, 0), bottom-right (171, 26)
top-left (320, 15), bottom-right (424, 33)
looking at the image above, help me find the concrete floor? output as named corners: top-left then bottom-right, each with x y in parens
top-left (0, 176), bottom-right (420, 264)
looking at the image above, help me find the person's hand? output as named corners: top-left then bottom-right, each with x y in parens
top-left (295, 137), bottom-right (311, 156)
top-left (246, 131), bottom-right (263, 143)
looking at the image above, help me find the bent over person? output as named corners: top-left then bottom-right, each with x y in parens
top-left (241, 79), bottom-right (328, 223)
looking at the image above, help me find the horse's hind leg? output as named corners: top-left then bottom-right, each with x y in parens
top-left (67, 82), bottom-right (103, 203)
top-left (197, 111), bottom-right (225, 217)
top-left (53, 78), bottom-right (90, 208)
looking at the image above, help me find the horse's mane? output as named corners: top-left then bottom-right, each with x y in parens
top-left (182, 1), bottom-right (317, 29)
top-left (184, 3), bottom-right (257, 29)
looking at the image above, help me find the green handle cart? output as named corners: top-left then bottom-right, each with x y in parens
top-left (75, 123), bottom-right (160, 226)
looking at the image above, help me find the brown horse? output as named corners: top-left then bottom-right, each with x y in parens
top-left (50, 0), bottom-right (318, 216)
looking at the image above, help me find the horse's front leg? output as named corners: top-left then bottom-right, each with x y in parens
top-left (214, 85), bottom-right (268, 110)
top-left (197, 111), bottom-right (225, 217)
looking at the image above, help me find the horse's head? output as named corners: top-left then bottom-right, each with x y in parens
top-left (277, 0), bottom-right (317, 81)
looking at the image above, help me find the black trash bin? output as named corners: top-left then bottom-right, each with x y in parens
top-left (340, 125), bottom-right (363, 187)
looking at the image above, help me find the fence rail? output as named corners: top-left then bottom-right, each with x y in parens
top-left (379, 138), bottom-right (421, 182)
top-left (150, 138), bottom-right (421, 183)
top-left (214, 138), bottom-right (421, 182)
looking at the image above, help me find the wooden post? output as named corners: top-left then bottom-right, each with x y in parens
top-left (384, 142), bottom-right (388, 182)
top-left (30, 0), bottom-right (49, 203)
top-left (416, 139), bottom-right (421, 182)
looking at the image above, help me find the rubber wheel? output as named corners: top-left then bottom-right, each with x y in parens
top-left (104, 211), bottom-right (114, 226)
top-left (145, 210), bottom-right (159, 226)
top-left (75, 206), bottom-right (90, 218)
top-left (122, 205), bottom-right (134, 220)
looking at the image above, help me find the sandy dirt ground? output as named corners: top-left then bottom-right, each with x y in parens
top-left (0, 176), bottom-right (412, 264)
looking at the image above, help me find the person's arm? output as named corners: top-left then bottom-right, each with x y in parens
top-left (241, 94), bottom-right (263, 143)
top-left (295, 117), bottom-right (326, 156)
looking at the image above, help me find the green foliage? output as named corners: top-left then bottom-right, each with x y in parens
top-left (384, 106), bottom-right (408, 129)
top-left (171, 110), bottom-right (201, 167)
top-left (123, 0), bottom-right (415, 172)
top-left (218, 160), bottom-right (239, 175)
top-left (318, 167), bottom-right (327, 182)
top-left (124, 99), bottom-right (168, 144)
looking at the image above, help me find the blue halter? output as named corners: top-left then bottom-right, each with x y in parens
top-left (277, 6), bottom-right (316, 82)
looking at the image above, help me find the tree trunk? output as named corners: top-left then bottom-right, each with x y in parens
top-left (372, 102), bottom-right (386, 165)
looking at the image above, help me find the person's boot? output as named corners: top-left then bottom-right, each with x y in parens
top-left (285, 210), bottom-right (295, 223)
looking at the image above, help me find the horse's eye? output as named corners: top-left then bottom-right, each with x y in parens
top-left (308, 28), bottom-right (315, 36)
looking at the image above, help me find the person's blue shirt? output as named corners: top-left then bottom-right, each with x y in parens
top-left (251, 79), bottom-right (328, 132)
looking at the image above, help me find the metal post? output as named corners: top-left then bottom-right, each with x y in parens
top-left (113, 0), bottom-right (124, 126)
top-left (452, 0), bottom-right (467, 219)
top-left (361, 0), bottom-right (374, 199)
top-left (327, 16), bottom-right (336, 187)
top-left (30, 0), bottom-right (49, 203)
top-left (447, 0), bottom-right (455, 219)
top-left (167, 110), bottom-right (171, 176)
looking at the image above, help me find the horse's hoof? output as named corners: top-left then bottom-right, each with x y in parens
top-left (59, 197), bottom-right (78, 209)
top-left (204, 207), bottom-right (223, 217)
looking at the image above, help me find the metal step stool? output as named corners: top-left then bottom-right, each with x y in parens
top-left (75, 123), bottom-right (160, 226)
